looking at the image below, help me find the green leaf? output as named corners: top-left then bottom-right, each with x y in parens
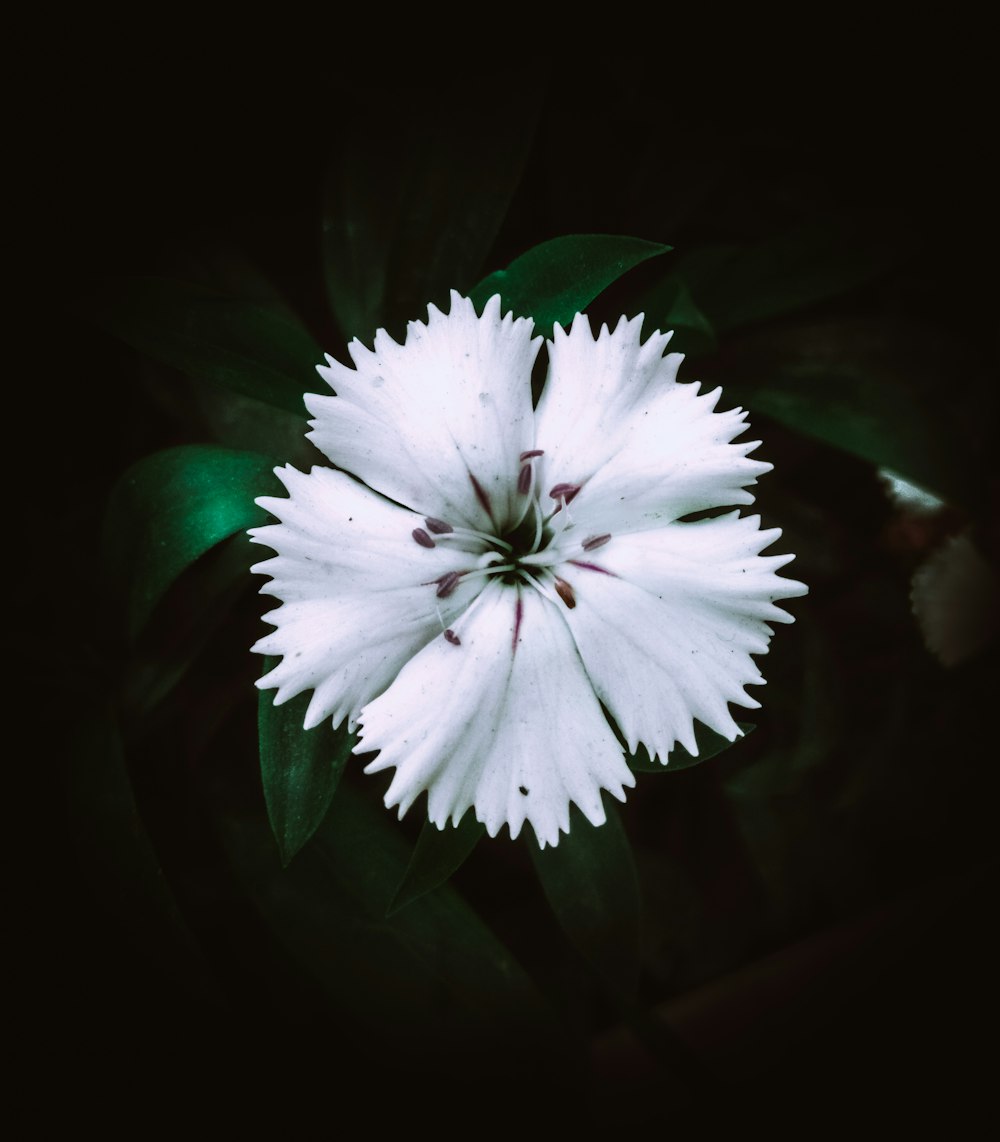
top-left (121, 534), bottom-right (257, 720)
top-left (104, 444), bottom-right (279, 639)
top-left (530, 800), bottom-right (641, 1001)
top-left (387, 813), bottom-right (486, 916)
top-left (629, 722), bottom-right (756, 773)
top-left (83, 276), bottom-right (322, 415)
top-left (219, 784), bottom-right (566, 1064)
top-left (666, 219), bottom-right (898, 335)
top-left (324, 103), bottom-right (538, 342)
top-left (258, 658), bottom-right (352, 867)
top-left (727, 356), bottom-right (964, 504)
top-left (68, 708), bottom-right (211, 990)
top-left (634, 277), bottom-right (718, 358)
top-left (469, 234), bottom-right (671, 337)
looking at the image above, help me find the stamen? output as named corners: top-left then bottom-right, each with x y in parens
top-left (530, 494), bottom-right (545, 553)
top-left (517, 465), bottom-right (533, 495)
top-left (412, 528), bottom-right (435, 548)
top-left (424, 517), bottom-right (453, 535)
top-left (581, 534), bottom-right (611, 551)
top-left (444, 629), bottom-right (461, 646)
top-left (549, 483), bottom-right (581, 505)
top-left (434, 525), bottom-right (512, 551)
top-left (553, 577), bottom-right (577, 609)
top-left (435, 571), bottom-right (462, 598)
top-left (519, 449), bottom-right (545, 461)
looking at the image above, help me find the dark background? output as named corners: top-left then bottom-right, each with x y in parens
top-left (22, 43), bottom-right (997, 1128)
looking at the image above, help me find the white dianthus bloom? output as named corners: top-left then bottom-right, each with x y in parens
top-left (250, 292), bottom-right (806, 847)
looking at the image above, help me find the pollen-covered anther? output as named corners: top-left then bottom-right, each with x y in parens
top-left (519, 449), bottom-right (545, 461)
top-left (412, 527), bottom-right (435, 548)
top-left (424, 517), bottom-right (453, 535)
top-left (435, 571), bottom-right (462, 598)
top-left (582, 534), bottom-right (611, 551)
top-left (549, 483), bottom-right (581, 505)
top-left (554, 577), bottom-right (577, 610)
top-left (517, 465), bottom-right (533, 494)
top-left (444, 629), bottom-right (461, 646)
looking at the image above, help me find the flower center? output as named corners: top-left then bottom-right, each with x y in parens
top-left (410, 451), bottom-right (613, 642)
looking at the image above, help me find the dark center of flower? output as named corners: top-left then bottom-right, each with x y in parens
top-left (410, 451), bottom-right (614, 642)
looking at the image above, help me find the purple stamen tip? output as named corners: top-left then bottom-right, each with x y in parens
top-left (412, 528), bottom-right (435, 548)
top-left (549, 483), bottom-right (581, 505)
top-left (554, 577), bottom-right (577, 610)
top-left (424, 517), bottom-right (453, 535)
top-left (436, 571), bottom-right (462, 598)
top-left (519, 449), bottom-right (545, 461)
top-left (582, 534), bottom-right (611, 551)
top-left (444, 629), bottom-right (461, 646)
top-left (517, 465), bottom-right (532, 494)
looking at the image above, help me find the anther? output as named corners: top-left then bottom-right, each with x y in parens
top-left (435, 571), bottom-right (462, 598)
top-left (444, 629), bottom-right (461, 646)
top-left (519, 449), bottom-right (545, 461)
top-left (424, 517), bottom-right (453, 535)
top-left (554, 577), bottom-right (577, 609)
top-left (581, 534), bottom-right (611, 551)
top-left (412, 528), bottom-right (435, 548)
top-left (517, 465), bottom-right (532, 494)
top-left (549, 483), bottom-right (581, 505)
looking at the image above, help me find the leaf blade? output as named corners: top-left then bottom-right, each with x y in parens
top-left (530, 800), bottom-right (641, 1001)
top-left (387, 814), bottom-right (486, 916)
top-left (470, 234), bottom-right (671, 337)
top-left (258, 660), bottom-right (352, 867)
top-left (84, 276), bottom-right (322, 415)
top-left (103, 444), bottom-right (279, 639)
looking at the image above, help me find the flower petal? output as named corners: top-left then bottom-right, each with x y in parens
top-left (250, 465), bottom-right (482, 732)
top-left (356, 582), bottom-right (635, 848)
top-left (558, 512), bottom-right (807, 761)
top-left (307, 292), bottom-right (541, 531)
top-left (535, 313), bottom-right (771, 533)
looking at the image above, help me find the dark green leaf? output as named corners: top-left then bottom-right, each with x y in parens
top-left (530, 800), bottom-right (641, 1001)
top-left (470, 234), bottom-right (671, 337)
top-left (635, 277), bottom-right (718, 358)
top-left (258, 658), bottom-right (352, 867)
top-left (667, 219), bottom-right (898, 335)
top-left (629, 722), bottom-right (756, 773)
top-left (104, 444), bottom-right (279, 639)
top-left (68, 709), bottom-right (211, 992)
top-left (726, 354), bottom-right (964, 504)
top-left (219, 784), bottom-right (565, 1063)
top-left (324, 103), bottom-right (539, 342)
top-left (387, 813), bottom-right (486, 916)
top-left (121, 534), bottom-right (257, 720)
top-left (83, 276), bottom-right (322, 415)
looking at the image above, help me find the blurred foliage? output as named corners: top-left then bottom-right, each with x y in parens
top-left (37, 56), bottom-right (998, 1127)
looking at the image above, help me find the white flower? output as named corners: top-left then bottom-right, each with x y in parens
top-left (250, 292), bottom-right (806, 847)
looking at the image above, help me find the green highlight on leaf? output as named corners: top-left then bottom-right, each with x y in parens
top-left (387, 813), bottom-right (486, 917)
top-left (530, 800), bottom-right (641, 1002)
top-left (470, 234), bottom-right (671, 337)
top-left (83, 276), bottom-right (322, 416)
top-left (103, 444), bottom-right (280, 640)
top-left (258, 658), bottom-right (352, 867)
top-left (628, 722), bottom-right (756, 773)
